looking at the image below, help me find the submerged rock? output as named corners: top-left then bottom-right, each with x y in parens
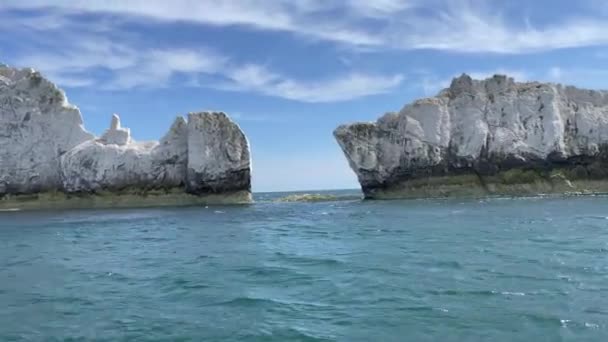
top-left (335, 74), bottom-right (608, 199)
top-left (0, 65), bottom-right (251, 209)
top-left (275, 193), bottom-right (361, 203)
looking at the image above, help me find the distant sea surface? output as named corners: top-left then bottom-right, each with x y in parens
top-left (2, 190), bottom-right (608, 341)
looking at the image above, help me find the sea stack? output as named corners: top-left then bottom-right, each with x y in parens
top-left (335, 74), bottom-right (608, 199)
top-left (0, 64), bottom-right (251, 209)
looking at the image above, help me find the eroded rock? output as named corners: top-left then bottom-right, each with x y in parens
top-left (0, 64), bottom-right (252, 208)
top-left (186, 112), bottom-right (251, 194)
top-left (0, 66), bottom-right (94, 195)
top-left (335, 74), bottom-right (608, 199)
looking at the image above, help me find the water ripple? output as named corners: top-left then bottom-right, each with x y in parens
top-left (2, 194), bottom-right (608, 340)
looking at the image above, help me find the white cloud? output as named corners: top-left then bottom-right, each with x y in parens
top-left (0, 0), bottom-right (380, 46)
top-left (46, 75), bottom-right (96, 88)
top-left (404, 13), bottom-right (608, 53)
top-left (2, 0), bottom-right (406, 101)
top-left (3, 0), bottom-right (608, 53)
top-left (10, 36), bottom-right (403, 101)
top-left (345, 0), bottom-right (415, 18)
top-left (101, 48), bottom-right (227, 90)
top-left (222, 64), bottom-right (404, 102)
top-left (18, 38), bottom-right (137, 74)
top-left (4, 0), bottom-right (607, 102)
top-left (152, 50), bottom-right (226, 73)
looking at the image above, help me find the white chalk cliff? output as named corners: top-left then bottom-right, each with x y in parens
top-left (335, 74), bottom-right (608, 198)
top-left (0, 64), bottom-right (251, 207)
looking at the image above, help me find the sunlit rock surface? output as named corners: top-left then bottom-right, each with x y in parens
top-left (0, 65), bottom-right (251, 209)
top-left (186, 112), bottom-right (251, 195)
top-left (335, 74), bottom-right (608, 199)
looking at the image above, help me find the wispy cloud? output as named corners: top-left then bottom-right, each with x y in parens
top-left (396, 2), bottom-right (608, 53)
top-left (101, 48), bottom-right (227, 90)
top-left (5, 23), bottom-right (403, 101)
top-left (0, 0), bottom-right (381, 46)
top-left (21, 43), bottom-right (403, 101)
top-left (220, 64), bottom-right (404, 102)
top-left (4, 0), bottom-right (608, 103)
top-left (18, 38), bottom-right (137, 76)
top-left (3, 0), bottom-right (608, 53)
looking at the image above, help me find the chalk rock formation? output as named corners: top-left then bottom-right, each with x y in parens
top-left (335, 74), bottom-right (608, 199)
top-left (186, 113), bottom-right (251, 194)
top-left (0, 65), bottom-right (251, 208)
top-left (60, 115), bottom-right (188, 193)
top-left (0, 66), bottom-right (94, 195)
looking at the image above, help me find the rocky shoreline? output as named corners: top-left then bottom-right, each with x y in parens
top-left (335, 74), bottom-right (608, 199)
top-left (0, 65), bottom-right (252, 210)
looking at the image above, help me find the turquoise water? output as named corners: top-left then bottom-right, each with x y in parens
top-left (1, 191), bottom-right (608, 341)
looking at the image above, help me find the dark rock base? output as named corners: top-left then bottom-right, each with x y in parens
top-left (0, 189), bottom-right (252, 211)
top-left (362, 166), bottom-right (608, 199)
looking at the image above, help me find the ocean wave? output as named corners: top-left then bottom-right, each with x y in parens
top-left (560, 319), bottom-right (602, 329)
top-left (575, 215), bottom-right (608, 220)
top-left (427, 289), bottom-right (527, 297)
top-left (520, 312), bottom-right (564, 327)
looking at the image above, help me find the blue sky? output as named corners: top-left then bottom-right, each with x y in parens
top-left (2, 0), bottom-right (608, 192)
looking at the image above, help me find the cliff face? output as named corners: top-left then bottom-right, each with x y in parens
top-left (335, 74), bottom-right (608, 199)
top-left (0, 65), bottom-right (251, 208)
top-left (0, 66), bottom-right (94, 195)
top-left (186, 113), bottom-right (251, 195)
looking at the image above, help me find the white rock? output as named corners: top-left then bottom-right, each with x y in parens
top-left (335, 74), bottom-right (608, 196)
top-left (0, 64), bottom-right (252, 201)
top-left (0, 66), bottom-right (93, 194)
top-left (100, 114), bottom-right (131, 146)
top-left (186, 112), bottom-right (251, 194)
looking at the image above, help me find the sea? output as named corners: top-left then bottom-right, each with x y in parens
top-left (1, 190), bottom-right (608, 341)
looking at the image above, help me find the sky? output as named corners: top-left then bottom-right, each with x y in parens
top-left (2, 0), bottom-right (608, 192)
